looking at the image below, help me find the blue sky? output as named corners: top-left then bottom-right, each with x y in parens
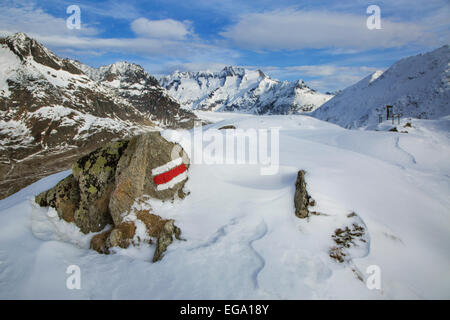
top-left (0, 0), bottom-right (448, 91)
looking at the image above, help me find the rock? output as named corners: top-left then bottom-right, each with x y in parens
top-left (35, 174), bottom-right (80, 223)
top-left (71, 140), bottom-right (129, 233)
top-left (109, 132), bottom-right (189, 226)
top-left (153, 219), bottom-right (182, 262)
top-left (90, 229), bottom-right (112, 254)
top-left (106, 221), bottom-right (137, 249)
top-left (294, 170), bottom-right (312, 219)
top-left (89, 209), bottom-right (182, 262)
top-left (218, 125), bottom-right (236, 130)
top-left (36, 132), bottom-right (188, 261)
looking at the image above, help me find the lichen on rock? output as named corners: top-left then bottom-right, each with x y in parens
top-left (69, 139), bottom-right (129, 233)
top-left (294, 170), bottom-right (314, 219)
top-left (35, 132), bottom-right (188, 261)
top-left (35, 174), bottom-right (79, 223)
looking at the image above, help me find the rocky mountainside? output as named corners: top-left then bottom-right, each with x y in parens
top-left (160, 66), bottom-right (333, 114)
top-left (0, 32), bottom-right (197, 199)
top-left (72, 60), bottom-right (196, 127)
top-left (312, 45), bottom-right (450, 129)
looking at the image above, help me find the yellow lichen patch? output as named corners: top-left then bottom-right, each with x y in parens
top-left (90, 156), bottom-right (107, 175)
top-left (107, 141), bottom-right (126, 155)
top-left (84, 160), bottom-right (91, 171)
top-left (72, 164), bottom-right (81, 176)
top-left (88, 185), bottom-right (98, 194)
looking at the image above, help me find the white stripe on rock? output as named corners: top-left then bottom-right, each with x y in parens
top-left (152, 157), bottom-right (183, 176)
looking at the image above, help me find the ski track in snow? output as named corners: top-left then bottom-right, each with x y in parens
top-left (187, 218), bottom-right (239, 251)
top-left (248, 220), bottom-right (269, 290)
top-left (394, 136), bottom-right (417, 166)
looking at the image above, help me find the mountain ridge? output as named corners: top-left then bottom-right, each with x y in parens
top-left (160, 66), bottom-right (333, 114)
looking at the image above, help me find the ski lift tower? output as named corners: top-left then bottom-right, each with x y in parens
top-left (386, 105), bottom-right (393, 120)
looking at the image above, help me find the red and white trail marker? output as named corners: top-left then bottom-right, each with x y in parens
top-left (152, 157), bottom-right (187, 191)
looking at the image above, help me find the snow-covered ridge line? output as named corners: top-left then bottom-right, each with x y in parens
top-left (160, 66), bottom-right (333, 115)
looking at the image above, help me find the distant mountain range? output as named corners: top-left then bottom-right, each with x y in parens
top-left (312, 45), bottom-right (450, 129)
top-left (160, 66), bottom-right (333, 114)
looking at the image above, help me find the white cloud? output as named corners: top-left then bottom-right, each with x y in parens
top-left (131, 18), bottom-right (193, 40)
top-left (0, 5), bottom-right (236, 62)
top-left (0, 4), bottom-right (98, 37)
top-left (220, 9), bottom-right (436, 51)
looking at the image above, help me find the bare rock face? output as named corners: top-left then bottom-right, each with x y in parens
top-left (294, 170), bottom-right (313, 219)
top-left (35, 132), bottom-right (188, 261)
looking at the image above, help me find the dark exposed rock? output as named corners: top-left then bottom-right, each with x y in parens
top-left (218, 125), bottom-right (236, 130)
top-left (153, 219), bottom-right (182, 262)
top-left (328, 212), bottom-right (369, 284)
top-left (35, 174), bottom-right (80, 223)
top-left (294, 170), bottom-right (313, 219)
top-left (71, 140), bottom-right (129, 233)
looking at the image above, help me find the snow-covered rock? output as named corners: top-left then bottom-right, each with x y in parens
top-left (160, 66), bottom-right (333, 114)
top-left (312, 45), bottom-right (450, 129)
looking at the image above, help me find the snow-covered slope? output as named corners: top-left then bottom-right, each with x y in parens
top-left (160, 66), bottom-right (333, 114)
top-left (312, 45), bottom-right (450, 129)
top-left (0, 113), bottom-right (449, 299)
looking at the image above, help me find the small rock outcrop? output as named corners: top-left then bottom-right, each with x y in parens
top-left (35, 174), bottom-right (80, 223)
top-left (294, 170), bottom-right (314, 218)
top-left (218, 125), bottom-right (236, 130)
top-left (36, 132), bottom-right (189, 261)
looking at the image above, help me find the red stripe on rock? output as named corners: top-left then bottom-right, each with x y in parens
top-left (153, 163), bottom-right (187, 185)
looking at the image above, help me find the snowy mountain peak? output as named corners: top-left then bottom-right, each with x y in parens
top-left (99, 61), bottom-right (147, 77)
top-left (312, 45), bottom-right (450, 129)
top-left (369, 70), bottom-right (384, 84)
top-left (1, 32), bottom-right (82, 75)
top-left (219, 65), bottom-right (247, 77)
top-left (160, 66), bottom-right (333, 114)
